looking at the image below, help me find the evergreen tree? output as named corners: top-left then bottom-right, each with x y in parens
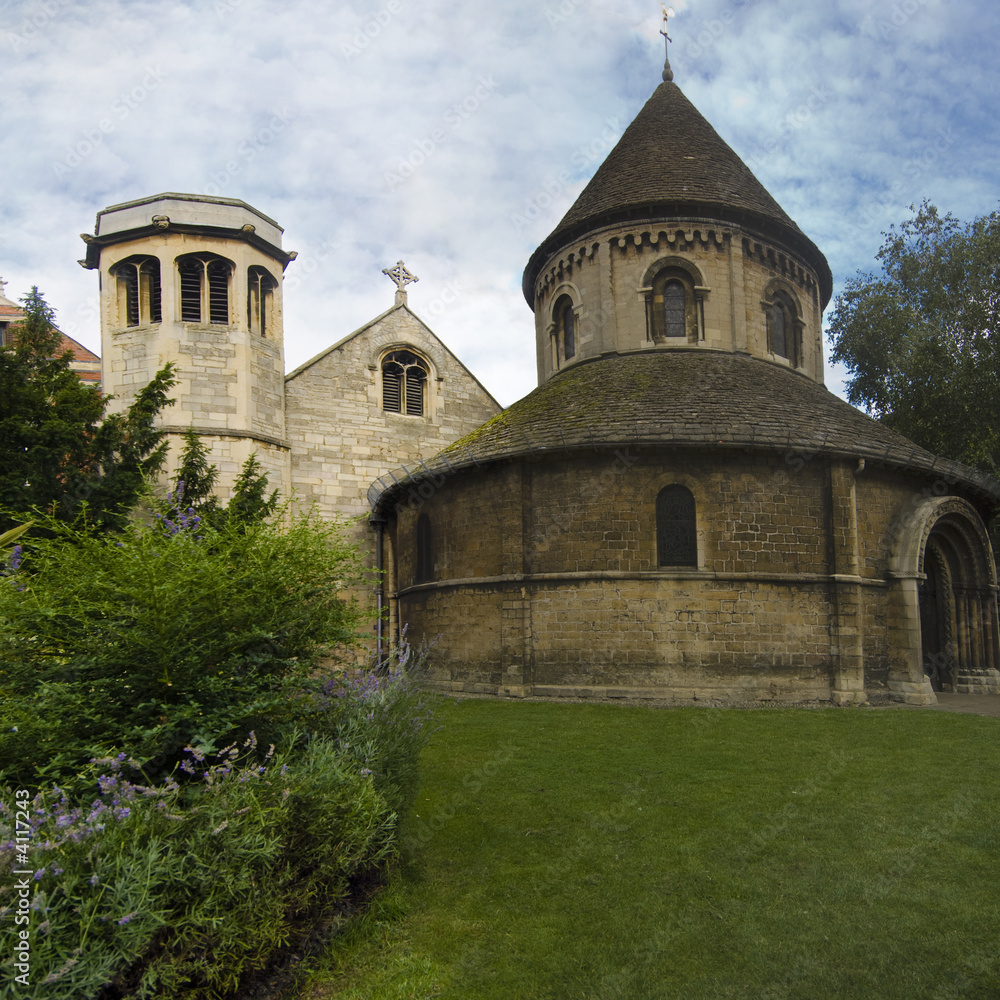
top-left (227, 452), bottom-right (280, 530)
top-left (0, 286), bottom-right (176, 533)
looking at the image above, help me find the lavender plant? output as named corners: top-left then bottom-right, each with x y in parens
top-left (0, 732), bottom-right (398, 998)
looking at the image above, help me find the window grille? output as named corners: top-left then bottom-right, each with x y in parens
top-left (382, 350), bottom-right (428, 415)
top-left (177, 254), bottom-right (232, 324)
top-left (112, 256), bottom-right (161, 327)
top-left (248, 266), bottom-right (277, 336)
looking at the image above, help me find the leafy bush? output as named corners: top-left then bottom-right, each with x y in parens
top-left (0, 502), bottom-right (368, 783)
top-left (0, 733), bottom-right (399, 999)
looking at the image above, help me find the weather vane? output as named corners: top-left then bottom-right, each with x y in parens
top-left (661, 4), bottom-right (675, 83)
top-left (382, 260), bottom-right (419, 305)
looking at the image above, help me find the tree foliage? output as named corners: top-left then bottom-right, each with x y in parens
top-left (0, 503), bottom-right (369, 782)
top-left (827, 202), bottom-right (1000, 477)
top-left (0, 286), bottom-right (176, 533)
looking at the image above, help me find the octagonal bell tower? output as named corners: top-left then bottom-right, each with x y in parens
top-left (80, 193), bottom-right (297, 495)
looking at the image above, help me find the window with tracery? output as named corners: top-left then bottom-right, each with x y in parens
top-left (382, 349), bottom-right (428, 416)
top-left (416, 513), bottom-right (433, 582)
top-left (112, 255), bottom-right (161, 327)
top-left (248, 266), bottom-right (277, 337)
top-left (177, 253), bottom-right (233, 325)
top-left (656, 485), bottom-right (697, 567)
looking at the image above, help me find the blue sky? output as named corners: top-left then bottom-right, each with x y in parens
top-left (0, 0), bottom-right (996, 407)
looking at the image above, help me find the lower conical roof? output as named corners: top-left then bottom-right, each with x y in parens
top-left (369, 351), bottom-right (999, 509)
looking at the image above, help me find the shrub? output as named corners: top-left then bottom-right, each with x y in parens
top-left (0, 733), bottom-right (398, 999)
top-left (0, 502), bottom-right (368, 784)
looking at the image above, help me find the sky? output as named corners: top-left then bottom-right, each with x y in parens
top-left (0, 0), bottom-right (997, 408)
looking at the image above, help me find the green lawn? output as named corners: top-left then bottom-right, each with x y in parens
top-left (300, 698), bottom-right (1000, 1000)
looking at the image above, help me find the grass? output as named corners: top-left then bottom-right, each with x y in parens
top-left (298, 698), bottom-right (1000, 1000)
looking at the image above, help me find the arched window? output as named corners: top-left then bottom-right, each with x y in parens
top-left (382, 349), bottom-right (428, 416)
top-left (647, 268), bottom-right (697, 343)
top-left (177, 253), bottom-right (233, 325)
top-left (553, 294), bottom-right (576, 362)
top-left (767, 291), bottom-right (800, 367)
top-left (248, 266), bottom-right (277, 337)
top-left (656, 485), bottom-right (697, 567)
top-left (416, 513), bottom-right (433, 582)
top-left (112, 255), bottom-right (161, 327)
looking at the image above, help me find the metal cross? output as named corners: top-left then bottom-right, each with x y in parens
top-left (382, 260), bottom-right (419, 291)
top-left (660, 5), bottom-right (676, 82)
top-left (0, 277), bottom-right (7, 299)
top-left (661, 4), bottom-right (674, 45)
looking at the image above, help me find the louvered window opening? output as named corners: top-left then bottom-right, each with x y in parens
top-left (657, 485), bottom-right (697, 567)
top-left (382, 350), bottom-right (428, 415)
top-left (114, 256), bottom-right (161, 327)
top-left (663, 280), bottom-right (686, 338)
top-left (248, 266), bottom-right (276, 337)
top-left (178, 255), bottom-right (231, 324)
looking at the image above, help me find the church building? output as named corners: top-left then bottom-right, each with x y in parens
top-left (78, 50), bottom-right (999, 707)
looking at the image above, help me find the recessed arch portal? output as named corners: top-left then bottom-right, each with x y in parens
top-left (890, 497), bottom-right (1000, 698)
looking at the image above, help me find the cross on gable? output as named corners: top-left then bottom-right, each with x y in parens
top-left (382, 260), bottom-right (419, 291)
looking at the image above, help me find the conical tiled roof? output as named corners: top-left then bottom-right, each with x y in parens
top-left (524, 82), bottom-right (832, 307)
top-left (368, 351), bottom-right (1000, 511)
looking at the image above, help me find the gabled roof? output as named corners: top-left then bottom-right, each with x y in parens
top-left (523, 82), bottom-right (832, 308)
top-left (369, 350), bottom-right (1000, 510)
top-left (285, 302), bottom-right (501, 411)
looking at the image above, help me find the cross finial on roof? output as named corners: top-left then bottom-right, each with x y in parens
top-left (661, 4), bottom-right (675, 83)
top-left (0, 277), bottom-right (7, 300)
top-left (382, 260), bottom-right (419, 305)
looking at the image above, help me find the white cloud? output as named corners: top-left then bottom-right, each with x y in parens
top-left (0, 0), bottom-right (997, 407)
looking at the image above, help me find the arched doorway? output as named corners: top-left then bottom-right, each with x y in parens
top-left (889, 497), bottom-right (1000, 702)
top-left (918, 541), bottom-right (954, 691)
top-left (916, 508), bottom-right (999, 692)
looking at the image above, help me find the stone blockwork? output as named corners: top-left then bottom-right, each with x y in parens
top-left (285, 303), bottom-right (500, 547)
top-left (86, 194), bottom-right (294, 499)
top-left (532, 220), bottom-right (824, 386)
top-left (389, 446), bottom-right (998, 704)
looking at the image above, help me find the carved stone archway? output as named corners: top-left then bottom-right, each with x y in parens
top-left (888, 497), bottom-right (1000, 703)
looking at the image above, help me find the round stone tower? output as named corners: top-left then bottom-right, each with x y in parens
top-left (370, 73), bottom-right (1000, 707)
top-left (523, 80), bottom-right (832, 386)
top-left (80, 192), bottom-right (296, 495)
